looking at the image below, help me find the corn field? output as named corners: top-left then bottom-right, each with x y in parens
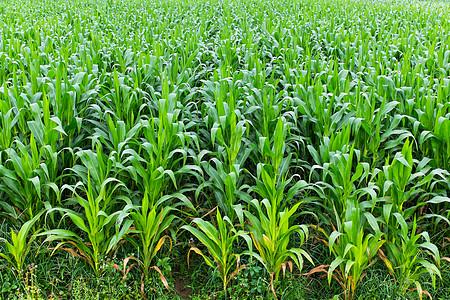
top-left (0, 0), bottom-right (450, 299)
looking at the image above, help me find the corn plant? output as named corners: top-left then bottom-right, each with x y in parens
top-left (245, 84), bottom-right (284, 141)
top-left (376, 140), bottom-right (450, 228)
top-left (0, 107), bottom-right (13, 152)
top-left (244, 199), bottom-right (311, 298)
top-left (210, 110), bottom-right (248, 172)
top-left (245, 116), bottom-right (313, 297)
top-left (379, 213), bottom-right (441, 300)
top-left (416, 95), bottom-right (450, 170)
top-left (182, 209), bottom-right (252, 295)
top-left (200, 158), bottom-right (251, 222)
top-left (125, 191), bottom-right (177, 290)
top-left (124, 85), bottom-right (201, 207)
top-left (0, 136), bottom-right (59, 223)
top-left (0, 212), bottom-right (43, 273)
top-left (385, 139), bottom-right (414, 214)
top-left (253, 117), bottom-right (313, 210)
top-left (69, 143), bottom-right (125, 212)
top-left (324, 200), bottom-right (385, 300)
top-left (42, 176), bottom-right (133, 277)
top-left (311, 144), bottom-right (378, 228)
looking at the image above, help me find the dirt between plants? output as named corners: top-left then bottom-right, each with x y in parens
top-left (174, 275), bottom-right (193, 299)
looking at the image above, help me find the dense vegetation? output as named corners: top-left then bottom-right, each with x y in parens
top-left (0, 0), bottom-right (450, 299)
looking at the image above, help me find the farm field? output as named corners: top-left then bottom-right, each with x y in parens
top-left (0, 0), bottom-right (450, 299)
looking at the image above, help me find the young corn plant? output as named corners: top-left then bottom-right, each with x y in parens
top-left (379, 213), bottom-right (441, 300)
top-left (322, 200), bottom-right (385, 300)
top-left (69, 143), bottom-right (125, 212)
top-left (210, 110), bottom-right (248, 172)
top-left (42, 176), bottom-right (133, 277)
top-left (0, 135), bottom-right (59, 223)
top-left (244, 198), bottom-right (311, 299)
top-left (200, 158), bottom-right (251, 223)
top-left (123, 191), bottom-right (177, 291)
top-left (253, 117), bottom-right (311, 211)
top-left (385, 139), bottom-right (414, 214)
top-left (200, 85), bottom-right (250, 220)
top-left (349, 92), bottom-right (403, 166)
top-left (416, 95), bottom-right (450, 170)
top-left (245, 83), bottom-right (284, 141)
top-left (0, 212), bottom-right (43, 273)
top-left (182, 209), bottom-right (252, 296)
top-left (312, 144), bottom-right (382, 231)
top-left (244, 117), bottom-right (313, 298)
top-left (90, 113), bottom-right (141, 162)
top-left (124, 88), bottom-right (201, 208)
top-left (312, 145), bottom-right (360, 214)
top-left (307, 124), bottom-right (351, 167)
top-left (376, 140), bottom-right (450, 227)
top-left (0, 107), bottom-right (14, 152)
top-left (203, 73), bottom-right (249, 172)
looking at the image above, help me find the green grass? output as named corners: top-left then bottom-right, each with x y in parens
top-left (0, 0), bottom-right (450, 299)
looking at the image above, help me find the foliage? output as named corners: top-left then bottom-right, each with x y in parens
top-left (0, 0), bottom-right (449, 298)
top-left (182, 209), bottom-right (251, 293)
top-left (0, 213), bottom-right (43, 273)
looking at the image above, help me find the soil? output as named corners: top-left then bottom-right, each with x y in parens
top-left (174, 274), bottom-right (193, 299)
